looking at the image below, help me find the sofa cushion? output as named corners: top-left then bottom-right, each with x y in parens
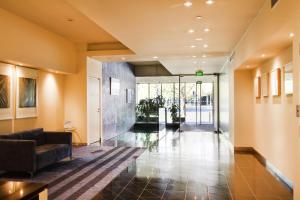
top-left (20, 128), bottom-right (45, 146)
top-left (36, 144), bottom-right (70, 169)
top-left (0, 134), bottom-right (22, 139)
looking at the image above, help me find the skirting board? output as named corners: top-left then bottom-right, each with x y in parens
top-left (234, 147), bottom-right (294, 192)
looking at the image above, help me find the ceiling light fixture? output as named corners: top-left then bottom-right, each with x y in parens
top-left (206, 0), bottom-right (215, 5)
top-left (261, 54), bottom-right (266, 58)
top-left (188, 29), bottom-right (195, 33)
top-left (246, 65), bottom-right (250, 69)
top-left (190, 45), bottom-right (196, 48)
top-left (204, 28), bottom-right (210, 32)
top-left (202, 54), bottom-right (207, 58)
top-left (196, 16), bottom-right (203, 20)
top-left (153, 56), bottom-right (159, 59)
top-left (192, 55), bottom-right (197, 58)
top-left (203, 44), bottom-right (208, 48)
top-left (184, 1), bottom-right (193, 7)
top-left (121, 57), bottom-right (126, 60)
top-left (195, 38), bottom-right (203, 41)
top-left (289, 32), bottom-right (295, 38)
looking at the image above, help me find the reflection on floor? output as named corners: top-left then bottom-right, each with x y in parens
top-left (180, 123), bottom-right (215, 132)
top-left (97, 131), bottom-right (293, 200)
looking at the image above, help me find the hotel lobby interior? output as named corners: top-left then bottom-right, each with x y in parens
top-left (0, 0), bottom-right (300, 199)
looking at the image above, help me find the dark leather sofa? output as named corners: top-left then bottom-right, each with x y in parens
top-left (0, 128), bottom-right (72, 176)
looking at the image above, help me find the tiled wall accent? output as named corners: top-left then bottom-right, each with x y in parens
top-left (102, 62), bottom-right (136, 140)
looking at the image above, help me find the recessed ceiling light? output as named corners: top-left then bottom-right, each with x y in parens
top-left (204, 28), bottom-right (210, 32)
top-left (289, 32), bottom-right (295, 38)
top-left (202, 54), bottom-right (207, 58)
top-left (121, 57), bottom-right (126, 60)
top-left (246, 65), bottom-right (250, 69)
top-left (195, 38), bottom-right (203, 41)
top-left (188, 29), bottom-right (195, 33)
top-left (184, 1), bottom-right (193, 7)
top-left (261, 54), bottom-right (266, 58)
top-left (153, 56), bottom-right (159, 59)
top-left (196, 16), bottom-right (203, 20)
top-left (203, 44), bottom-right (208, 48)
top-left (206, 0), bottom-right (215, 5)
top-left (190, 45), bottom-right (196, 48)
top-left (192, 55), bottom-right (197, 58)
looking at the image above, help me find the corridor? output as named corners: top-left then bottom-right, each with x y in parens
top-left (97, 131), bottom-right (292, 200)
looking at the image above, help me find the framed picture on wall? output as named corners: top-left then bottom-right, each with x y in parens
top-left (16, 67), bottom-right (38, 119)
top-left (126, 89), bottom-right (134, 103)
top-left (284, 63), bottom-right (293, 95)
top-left (271, 68), bottom-right (281, 96)
top-left (0, 63), bottom-right (14, 120)
top-left (110, 77), bottom-right (120, 96)
top-left (261, 73), bottom-right (269, 97)
top-left (254, 76), bottom-right (261, 98)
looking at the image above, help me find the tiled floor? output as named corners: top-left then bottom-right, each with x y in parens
top-left (97, 129), bottom-right (293, 200)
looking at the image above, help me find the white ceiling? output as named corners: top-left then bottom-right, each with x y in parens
top-left (67, 0), bottom-right (265, 74)
top-left (0, 0), bottom-right (265, 74)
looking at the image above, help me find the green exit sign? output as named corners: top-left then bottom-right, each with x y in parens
top-left (196, 70), bottom-right (204, 76)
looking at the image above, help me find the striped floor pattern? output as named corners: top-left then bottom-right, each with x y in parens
top-left (0, 146), bottom-right (144, 200)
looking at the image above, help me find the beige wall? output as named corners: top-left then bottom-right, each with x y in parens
top-left (251, 46), bottom-right (297, 183)
top-left (64, 54), bottom-right (87, 144)
top-left (234, 69), bottom-right (254, 147)
top-left (0, 8), bottom-right (77, 73)
top-left (0, 69), bottom-right (65, 134)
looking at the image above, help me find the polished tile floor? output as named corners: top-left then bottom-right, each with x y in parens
top-left (97, 129), bottom-right (293, 200)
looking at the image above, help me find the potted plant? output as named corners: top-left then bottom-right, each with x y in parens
top-left (168, 103), bottom-right (179, 123)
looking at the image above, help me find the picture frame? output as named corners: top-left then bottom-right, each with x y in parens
top-left (16, 67), bottom-right (38, 119)
top-left (261, 73), bottom-right (269, 97)
top-left (126, 88), bottom-right (134, 103)
top-left (254, 76), bottom-right (261, 98)
top-left (110, 77), bottom-right (120, 96)
top-left (284, 63), bottom-right (293, 95)
top-left (271, 68), bottom-right (281, 96)
top-left (0, 63), bottom-right (14, 120)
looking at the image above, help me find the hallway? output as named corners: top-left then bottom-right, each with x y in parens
top-left (96, 131), bottom-right (292, 200)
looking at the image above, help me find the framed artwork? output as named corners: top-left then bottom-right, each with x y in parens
top-left (110, 77), bottom-right (120, 96)
top-left (261, 73), bottom-right (269, 97)
top-left (271, 68), bottom-right (281, 96)
top-left (254, 76), bottom-right (261, 98)
top-left (16, 67), bottom-right (38, 119)
top-left (284, 63), bottom-right (293, 95)
top-left (0, 64), bottom-right (13, 120)
top-left (126, 89), bottom-right (134, 103)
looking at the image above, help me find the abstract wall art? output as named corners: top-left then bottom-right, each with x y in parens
top-left (254, 76), bottom-right (261, 98)
top-left (271, 68), bottom-right (281, 96)
top-left (110, 77), bottom-right (120, 96)
top-left (0, 64), bottom-right (13, 120)
top-left (261, 73), bottom-right (269, 97)
top-left (16, 67), bottom-right (38, 118)
top-left (284, 63), bottom-right (293, 95)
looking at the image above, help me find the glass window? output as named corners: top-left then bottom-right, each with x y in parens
top-left (149, 84), bottom-right (161, 99)
top-left (137, 84), bottom-right (149, 103)
top-left (162, 83), bottom-right (174, 107)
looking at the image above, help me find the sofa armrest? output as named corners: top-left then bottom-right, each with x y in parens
top-left (0, 139), bottom-right (36, 172)
top-left (44, 132), bottom-right (72, 146)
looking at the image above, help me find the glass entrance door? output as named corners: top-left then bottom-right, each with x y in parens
top-left (196, 82), bottom-right (214, 125)
top-left (182, 81), bottom-right (214, 125)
